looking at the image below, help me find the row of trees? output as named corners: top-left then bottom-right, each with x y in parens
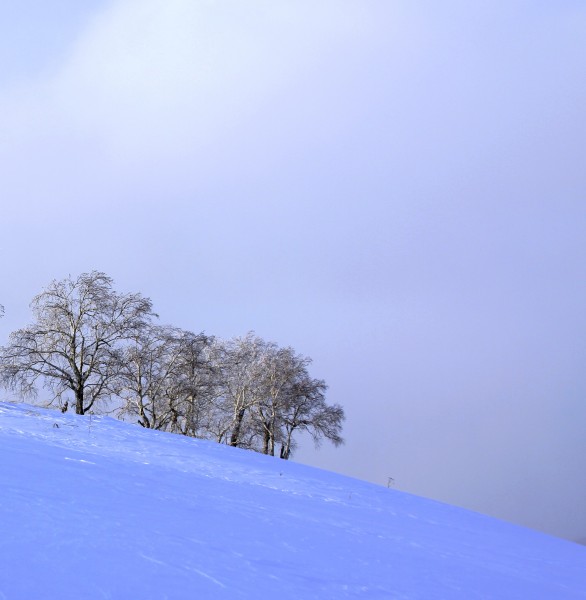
top-left (0, 272), bottom-right (344, 459)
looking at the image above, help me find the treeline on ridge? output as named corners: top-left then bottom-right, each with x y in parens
top-left (0, 271), bottom-right (344, 459)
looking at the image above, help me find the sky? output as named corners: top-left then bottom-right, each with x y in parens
top-left (1, 0), bottom-right (585, 542)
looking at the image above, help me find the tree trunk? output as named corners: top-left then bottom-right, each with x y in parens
top-left (75, 387), bottom-right (85, 415)
top-left (269, 428), bottom-right (275, 456)
top-left (280, 428), bottom-right (294, 459)
top-left (262, 421), bottom-right (272, 455)
top-left (229, 408), bottom-right (245, 447)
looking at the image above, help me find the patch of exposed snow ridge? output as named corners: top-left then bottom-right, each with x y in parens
top-left (0, 402), bottom-right (585, 599)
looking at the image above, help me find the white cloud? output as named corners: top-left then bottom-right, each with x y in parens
top-left (13, 0), bottom-right (386, 162)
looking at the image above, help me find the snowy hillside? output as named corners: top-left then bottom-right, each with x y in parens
top-left (1, 402), bottom-right (584, 599)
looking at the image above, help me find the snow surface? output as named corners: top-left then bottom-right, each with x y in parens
top-left (0, 402), bottom-right (584, 599)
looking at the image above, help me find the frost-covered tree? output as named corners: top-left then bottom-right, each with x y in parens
top-left (116, 326), bottom-right (221, 436)
top-left (115, 324), bottom-right (182, 429)
top-left (213, 333), bottom-right (267, 448)
top-left (213, 333), bottom-right (345, 458)
top-left (0, 275), bottom-right (344, 458)
top-left (0, 272), bottom-right (155, 414)
top-left (253, 344), bottom-right (306, 456)
top-left (253, 344), bottom-right (344, 458)
top-left (279, 377), bottom-right (344, 459)
top-left (164, 331), bottom-right (220, 438)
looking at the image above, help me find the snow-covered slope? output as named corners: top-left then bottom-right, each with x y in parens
top-left (0, 402), bottom-right (584, 599)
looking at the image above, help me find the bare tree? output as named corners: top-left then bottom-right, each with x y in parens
top-left (0, 272), bottom-right (155, 414)
top-left (116, 326), bottom-right (220, 436)
top-left (216, 333), bottom-right (267, 448)
top-left (279, 378), bottom-right (344, 459)
top-left (254, 346), bottom-right (345, 459)
top-left (253, 345), bottom-right (306, 456)
top-left (115, 324), bottom-right (182, 429)
top-left (165, 331), bottom-right (220, 438)
top-left (215, 333), bottom-right (345, 459)
top-left (0, 276), bottom-right (346, 458)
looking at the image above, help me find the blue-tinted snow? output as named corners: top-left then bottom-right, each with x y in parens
top-left (0, 402), bottom-right (584, 599)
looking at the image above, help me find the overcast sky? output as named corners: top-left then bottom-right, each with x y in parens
top-left (1, 0), bottom-right (585, 542)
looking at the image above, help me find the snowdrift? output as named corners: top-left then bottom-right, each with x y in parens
top-left (0, 402), bottom-right (584, 599)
